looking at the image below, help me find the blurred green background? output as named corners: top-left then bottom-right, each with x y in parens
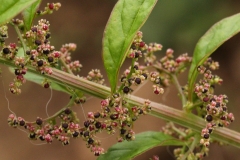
top-left (0, 0), bottom-right (240, 160)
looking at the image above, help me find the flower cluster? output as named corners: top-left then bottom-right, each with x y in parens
top-left (7, 94), bottom-right (151, 156)
top-left (37, 3), bottom-right (61, 15)
top-left (60, 43), bottom-right (82, 73)
top-left (121, 31), bottom-right (164, 95)
top-left (162, 122), bottom-right (209, 159)
top-left (86, 69), bottom-right (104, 85)
top-left (7, 108), bottom-right (80, 145)
top-left (152, 49), bottom-right (192, 87)
top-left (194, 64), bottom-right (234, 147)
top-left (0, 25), bottom-right (8, 44)
top-left (144, 42), bottom-right (162, 66)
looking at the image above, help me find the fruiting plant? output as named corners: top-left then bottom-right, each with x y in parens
top-left (1, 0), bottom-right (240, 159)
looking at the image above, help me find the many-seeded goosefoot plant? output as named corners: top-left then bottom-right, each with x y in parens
top-left (1, 0), bottom-right (240, 159)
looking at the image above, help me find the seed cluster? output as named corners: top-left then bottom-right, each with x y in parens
top-left (60, 43), bottom-right (82, 73)
top-left (121, 31), bottom-right (164, 95)
top-left (85, 69), bottom-right (104, 85)
top-left (194, 64), bottom-right (234, 147)
top-left (0, 25), bottom-right (8, 44)
top-left (162, 122), bottom-right (209, 159)
top-left (7, 95), bottom-right (151, 156)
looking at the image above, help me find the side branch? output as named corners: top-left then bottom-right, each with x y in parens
top-left (1, 57), bottom-right (240, 148)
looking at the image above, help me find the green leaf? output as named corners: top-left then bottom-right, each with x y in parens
top-left (188, 13), bottom-right (240, 102)
top-left (0, 0), bottom-right (37, 25)
top-left (22, 0), bottom-right (42, 31)
top-left (102, 0), bottom-right (157, 93)
top-left (97, 131), bottom-right (183, 160)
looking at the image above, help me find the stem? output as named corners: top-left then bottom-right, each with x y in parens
top-left (12, 24), bottom-right (27, 54)
top-left (169, 122), bottom-right (187, 137)
top-left (172, 74), bottom-right (187, 106)
top-left (180, 134), bottom-right (199, 160)
top-left (153, 64), bottom-right (187, 106)
top-left (1, 57), bottom-right (240, 149)
top-left (118, 58), bottom-right (136, 92)
top-left (59, 57), bottom-right (74, 74)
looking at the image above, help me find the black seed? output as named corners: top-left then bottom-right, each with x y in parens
top-left (64, 108), bottom-right (72, 115)
top-left (134, 52), bottom-right (139, 58)
top-left (45, 33), bottom-right (51, 39)
top-left (29, 133), bottom-right (36, 139)
top-left (131, 43), bottom-right (136, 50)
top-left (222, 107), bottom-right (227, 112)
top-left (125, 134), bottom-right (131, 139)
top-left (128, 78), bottom-right (133, 84)
top-left (88, 138), bottom-right (94, 144)
top-left (35, 39), bottom-right (41, 46)
top-left (43, 49), bottom-right (50, 55)
top-left (31, 27), bottom-right (37, 32)
top-left (208, 129), bottom-right (213, 134)
top-left (123, 86), bottom-right (130, 94)
top-left (121, 76), bottom-right (126, 82)
top-left (142, 73), bottom-right (148, 79)
top-left (155, 78), bottom-right (161, 84)
top-left (105, 107), bottom-right (110, 113)
top-left (94, 112), bottom-right (100, 118)
top-left (36, 118), bottom-right (43, 125)
top-left (39, 136), bottom-right (45, 141)
top-left (133, 65), bottom-right (138, 70)
top-left (1, 34), bottom-right (7, 37)
top-left (132, 117), bottom-right (137, 121)
top-left (203, 134), bottom-right (209, 139)
top-left (113, 93), bottom-right (119, 98)
top-left (218, 123), bottom-right (223, 127)
top-left (95, 153), bottom-right (100, 156)
top-left (120, 129), bottom-right (126, 135)
top-left (37, 60), bottom-right (43, 66)
top-left (83, 131), bottom-right (89, 137)
top-left (84, 121), bottom-right (90, 128)
top-left (202, 89), bottom-right (208, 93)
top-left (206, 115), bottom-right (213, 122)
top-left (95, 122), bottom-right (101, 129)
top-left (138, 109), bottom-right (143, 114)
top-left (48, 57), bottom-right (54, 63)
top-left (13, 120), bottom-right (18, 125)
top-left (37, 10), bottom-right (42, 14)
top-left (3, 48), bottom-right (10, 54)
top-left (44, 40), bottom-right (49, 44)
top-left (19, 120), bottom-right (25, 126)
top-left (15, 69), bottom-right (21, 75)
top-left (72, 131), bottom-right (79, 137)
top-left (30, 55), bottom-right (35, 60)
top-left (203, 153), bottom-right (207, 157)
top-left (62, 123), bottom-right (68, 129)
top-left (215, 102), bottom-right (220, 108)
top-left (63, 141), bottom-right (69, 145)
top-left (107, 126), bottom-right (112, 131)
top-left (19, 63), bottom-right (24, 68)
top-left (135, 78), bottom-right (141, 84)
top-left (26, 50), bottom-right (31, 55)
top-left (210, 98), bottom-right (216, 102)
top-left (110, 114), bottom-right (118, 120)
